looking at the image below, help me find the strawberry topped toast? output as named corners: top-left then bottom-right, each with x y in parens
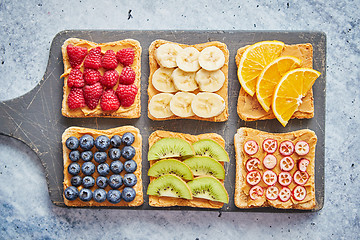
top-left (60, 38), bottom-right (141, 118)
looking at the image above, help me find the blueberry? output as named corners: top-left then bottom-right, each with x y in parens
top-left (109, 174), bottom-right (123, 189)
top-left (69, 150), bottom-right (80, 162)
top-left (70, 175), bottom-right (82, 187)
top-left (96, 176), bottom-right (109, 188)
top-left (123, 173), bottom-right (137, 187)
top-left (68, 162), bottom-right (80, 175)
top-left (81, 150), bottom-right (93, 162)
top-left (82, 176), bottom-right (95, 188)
top-left (97, 163), bottom-right (110, 176)
top-left (79, 188), bottom-right (92, 202)
top-left (93, 189), bottom-right (107, 203)
top-left (66, 136), bottom-right (79, 150)
top-left (121, 187), bottom-right (136, 202)
top-left (122, 132), bottom-right (135, 146)
top-left (95, 135), bottom-right (110, 151)
top-left (110, 135), bottom-right (122, 147)
top-left (121, 146), bottom-right (136, 160)
top-left (124, 160), bottom-right (137, 173)
top-left (64, 186), bottom-right (79, 200)
top-left (110, 160), bottom-right (123, 174)
top-left (81, 162), bottom-right (95, 176)
top-left (79, 134), bottom-right (94, 150)
top-left (107, 190), bottom-right (121, 204)
top-left (94, 151), bottom-right (107, 163)
top-left (108, 148), bottom-right (121, 160)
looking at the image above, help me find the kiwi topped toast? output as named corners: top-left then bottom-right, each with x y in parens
top-left (147, 130), bottom-right (229, 209)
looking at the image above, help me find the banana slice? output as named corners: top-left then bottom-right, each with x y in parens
top-left (169, 92), bottom-right (196, 117)
top-left (191, 92), bottom-right (225, 118)
top-left (195, 69), bottom-right (225, 92)
top-left (198, 46), bottom-right (225, 71)
top-left (176, 47), bottom-right (201, 72)
top-left (171, 68), bottom-right (198, 92)
top-left (155, 43), bottom-right (183, 68)
top-left (149, 93), bottom-right (174, 118)
top-left (152, 68), bottom-right (177, 92)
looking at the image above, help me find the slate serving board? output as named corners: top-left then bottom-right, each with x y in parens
top-left (0, 30), bottom-right (326, 212)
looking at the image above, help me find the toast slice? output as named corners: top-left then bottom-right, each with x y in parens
top-left (61, 38), bottom-right (141, 118)
top-left (148, 130), bottom-right (228, 208)
top-left (234, 127), bottom-right (317, 210)
top-left (62, 126), bottom-right (143, 207)
top-left (148, 39), bottom-right (229, 122)
top-left (236, 43), bottom-right (314, 121)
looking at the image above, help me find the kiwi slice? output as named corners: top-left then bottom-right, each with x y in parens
top-left (148, 159), bottom-right (194, 180)
top-left (147, 174), bottom-right (192, 199)
top-left (192, 139), bottom-right (229, 162)
top-left (183, 156), bottom-right (225, 180)
top-left (148, 138), bottom-right (194, 161)
top-left (187, 176), bottom-right (229, 203)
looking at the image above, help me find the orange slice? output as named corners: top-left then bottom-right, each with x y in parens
top-left (272, 68), bottom-right (321, 126)
top-left (256, 56), bottom-right (301, 112)
top-left (237, 41), bottom-right (285, 96)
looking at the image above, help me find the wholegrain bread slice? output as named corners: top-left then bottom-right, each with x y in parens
top-left (148, 130), bottom-right (228, 209)
top-left (62, 126), bottom-right (143, 207)
top-left (236, 43), bottom-right (314, 121)
top-left (148, 39), bottom-right (229, 122)
top-left (234, 127), bottom-right (317, 210)
top-left (61, 38), bottom-right (141, 118)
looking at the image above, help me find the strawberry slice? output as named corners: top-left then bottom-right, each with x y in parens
top-left (265, 186), bottom-right (279, 200)
top-left (278, 171), bottom-right (292, 186)
top-left (298, 158), bottom-right (310, 172)
top-left (279, 140), bottom-right (294, 156)
top-left (246, 170), bottom-right (261, 185)
top-left (279, 156), bottom-right (295, 171)
top-left (244, 140), bottom-right (259, 155)
top-left (249, 186), bottom-right (264, 200)
top-left (262, 170), bottom-right (277, 186)
top-left (278, 187), bottom-right (291, 202)
top-left (295, 141), bottom-right (310, 156)
top-left (293, 170), bottom-right (309, 186)
top-left (246, 158), bottom-right (260, 172)
top-left (263, 154), bottom-right (277, 169)
top-left (292, 185), bottom-right (307, 201)
top-left (262, 138), bottom-right (277, 153)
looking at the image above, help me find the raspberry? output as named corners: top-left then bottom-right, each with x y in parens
top-left (67, 44), bottom-right (88, 68)
top-left (83, 69), bottom-right (102, 85)
top-left (100, 70), bottom-right (119, 88)
top-left (100, 89), bottom-right (120, 111)
top-left (119, 66), bottom-right (136, 85)
top-left (67, 67), bottom-right (85, 88)
top-left (67, 87), bottom-right (86, 109)
top-left (84, 47), bottom-right (102, 70)
top-left (116, 84), bottom-right (138, 107)
top-left (116, 48), bottom-right (135, 66)
top-left (101, 50), bottom-right (118, 70)
top-left (83, 82), bottom-right (103, 110)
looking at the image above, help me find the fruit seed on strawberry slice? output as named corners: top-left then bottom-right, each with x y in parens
top-left (278, 187), bottom-right (291, 202)
top-left (298, 158), bottom-right (310, 172)
top-left (293, 170), bottom-right (309, 186)
top-left (249, 186), bottom-right (264, 200)
top-left (244, 140), bottom-right (259, 156)
top-left (262, 138), bottom-right (277, 154)
top-left (246, 170), bottom-right (261, 185)
top-left (279, 156), bottom-right (295, 171)
top-left (279, 140), bottom-right (294, 156)
top-left (292, 185), bottom-right (307, 201)
top-left (295, 140), bottom-right (310, 156)
top-left (246, 158), bottom-right (261, 172)
top-left (263, 154), bottom-right (277, 169)
top-left (262, 170), bottom-right (277, 186)
top-left (265, 186), bottom-right (279, 200)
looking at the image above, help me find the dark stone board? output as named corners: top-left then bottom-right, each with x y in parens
top-left (0, 30), bottom-right (326, 212)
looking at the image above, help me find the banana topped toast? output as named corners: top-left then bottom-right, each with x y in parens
top-left (234, 127), bottom-right (317, 210)
top-left (148, 40), bottom-right (229, 122)
top-left (147, 130), bottom-right (229, 209)
top-left (62, 126), bottom-right (143, 207)
top-left (61, 38), bottom-right (141, 118)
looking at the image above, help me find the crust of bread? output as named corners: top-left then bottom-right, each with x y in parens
top-left (234, 127), bottom-right (317, 210)
top-left (148, 130), bottom-right (228, 209)
top-left (236, 43), bottom-right (314, 121)
top-left (148, 39), bottom-right (229, 122)
top-left (61, 38), bottom-right (141, 118)
top-left (62, 126), bottom-right (143, 207)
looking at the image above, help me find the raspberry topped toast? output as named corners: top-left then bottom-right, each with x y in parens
top-left (61, 38), bottom-right (141, 118)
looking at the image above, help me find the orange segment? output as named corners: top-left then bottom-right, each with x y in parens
top-left (256, 56), bottom-right (301, 112)
top-left (238, 41), bottom-right (285, 96)
top-left (272, 68), bottom-right (321, 126)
